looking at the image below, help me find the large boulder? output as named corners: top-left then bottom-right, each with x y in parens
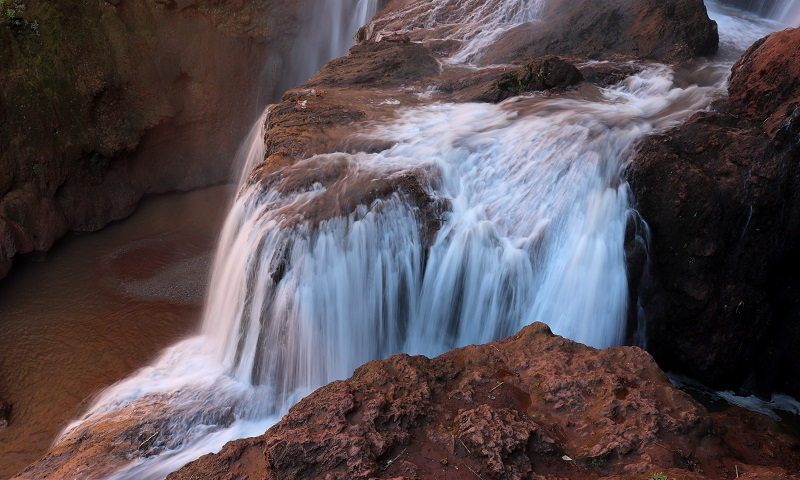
top-left (170, 323), bottom-right (800, 480)
top-left (629, 28), bottom-right (800, 395)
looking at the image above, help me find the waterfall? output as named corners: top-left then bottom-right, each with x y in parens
top-left (719, 0), bottom-right (800, 25)
top-left (368, 0), bottom-right (546, 63)
top-left (284, 0), bottom-right (382, 87)
top-left (203, 65), bottom-right (730, 402)
top-left (51, 2), bottom-right (787, 479)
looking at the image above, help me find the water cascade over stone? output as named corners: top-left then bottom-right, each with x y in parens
top-left (45, 1), bottom-right (791, 479)
top-left (722, 0), bottom-right (800, 25)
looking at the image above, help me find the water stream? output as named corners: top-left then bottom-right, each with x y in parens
top-left (722, 0), bottom-right (800, 25)
top-left (50, 1), bottom-right (794, 479)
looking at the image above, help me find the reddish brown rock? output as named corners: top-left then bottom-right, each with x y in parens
top-left (368, 0), bottom-right (718, 65)
top-left (170, 323), bottom-right (800, 480)
top-left (629, 28), bottom-right (800, 395)
top-left (0, 0), bottom-right (313, 281)
top-left (728, 29), bottom-right (800, 136)
top-left (459, 56), bottom-right (583, 103)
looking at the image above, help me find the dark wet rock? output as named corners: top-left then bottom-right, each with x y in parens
top-left (460, 56), bottom-right (583, 103)
top-left (171, 323), bottom-right (800, 480)
top-left (579, 62), bottom-right (645, 88)
top-left (629, 28), bottom-right (800, 396)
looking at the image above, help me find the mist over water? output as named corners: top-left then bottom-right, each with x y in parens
top-left (54, 1), bottom-right (791, 479)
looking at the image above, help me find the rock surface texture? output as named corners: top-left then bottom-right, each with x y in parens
top-left (367, 0), bottom-right (718, 64)
top-left (171, 323), bottom-right (800, 480)
top-left (0, 0), bottom-right (310, 280)
top-left (629, 28), bottom-right (800, 396)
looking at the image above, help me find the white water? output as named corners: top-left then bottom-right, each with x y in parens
top-left (370, 0), bottom-right (545, 63)
top-left (54, 1), bottom-right (791, 479)
top-left (725, 0), bottom-right (800, 25)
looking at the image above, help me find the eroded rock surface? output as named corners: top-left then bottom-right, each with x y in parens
top-left (0, 398), bottom-right (10, 430)
top-left (629, 28), bottom-right (800, 395)
top-left (171, 323), bottom-right (800, 480)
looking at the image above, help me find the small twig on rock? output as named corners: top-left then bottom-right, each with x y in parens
top-left (138, 431), bottom-right (159, 451)
top-left (489, 382), bottom-right (505, 393)
top-left (653, 441), bottom-right (671, 452)
top-left (459, 438), bottom-right (472, 456)
top-left (735, 464), bottom-right (739, 478)
top-left (384, 447), bottom-right (407, 470)
top-left (467, 465), bottom-right (484, 480)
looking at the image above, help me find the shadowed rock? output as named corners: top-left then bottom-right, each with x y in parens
top-left (629, 28), bottom-right (800, 396)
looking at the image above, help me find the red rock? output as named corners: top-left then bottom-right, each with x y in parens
top-left (461, 56), bottom-right (584, 103)
top-left (170, 323), bottom-right (800, 480)
top-left (369, 0), bottom-right (718, 64)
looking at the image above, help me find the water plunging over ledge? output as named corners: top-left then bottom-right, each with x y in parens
top-left (48, 1), bottom-right (792, 479)
top-left (721, 0), bottom-right (800, 25)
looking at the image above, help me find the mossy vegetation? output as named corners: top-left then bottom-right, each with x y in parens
top-left (0, 1), bottom-right (138, 189)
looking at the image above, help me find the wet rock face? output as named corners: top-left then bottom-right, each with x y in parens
top-left (488, 0), bottom-right (718, 64)
top-left (0, 0), bottom-right (308, 280)
top-left (466, 56), bottom-right (584, 103)
top-left (370, 0), bottom-right (718, 64)
top-left (629, 28), bottom-right (800, 395)
top-left (171, 323), bottom-right (800, 480)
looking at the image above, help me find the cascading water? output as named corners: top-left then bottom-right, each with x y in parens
top-left (720, 0), bottom-right (800, 25)
top-left (53, 1), bottom-right (792, 479)
top-left (368, 0), bottom-right (546, 63)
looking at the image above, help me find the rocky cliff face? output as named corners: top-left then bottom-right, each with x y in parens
top-left (0, 0), bottom-right (309, 279)
top-left (171, 323), bottom-right (800, 480)
top-left (629, 28), bottom-right (800, 396)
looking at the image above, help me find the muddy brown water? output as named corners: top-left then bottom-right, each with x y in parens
top-left (0, 185), bottom-right (233, 479)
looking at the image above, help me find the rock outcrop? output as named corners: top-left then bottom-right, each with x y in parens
top-left (629, 28), bottom-right (800, 395)
top-left (0, 0), bottom-right (311, 280)
top-left (367, 0), bottom-right (718, 64)
top-left (462, 56), bottom-right (584, 103)
top-left (171, 323), bottom-right (800, 480)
